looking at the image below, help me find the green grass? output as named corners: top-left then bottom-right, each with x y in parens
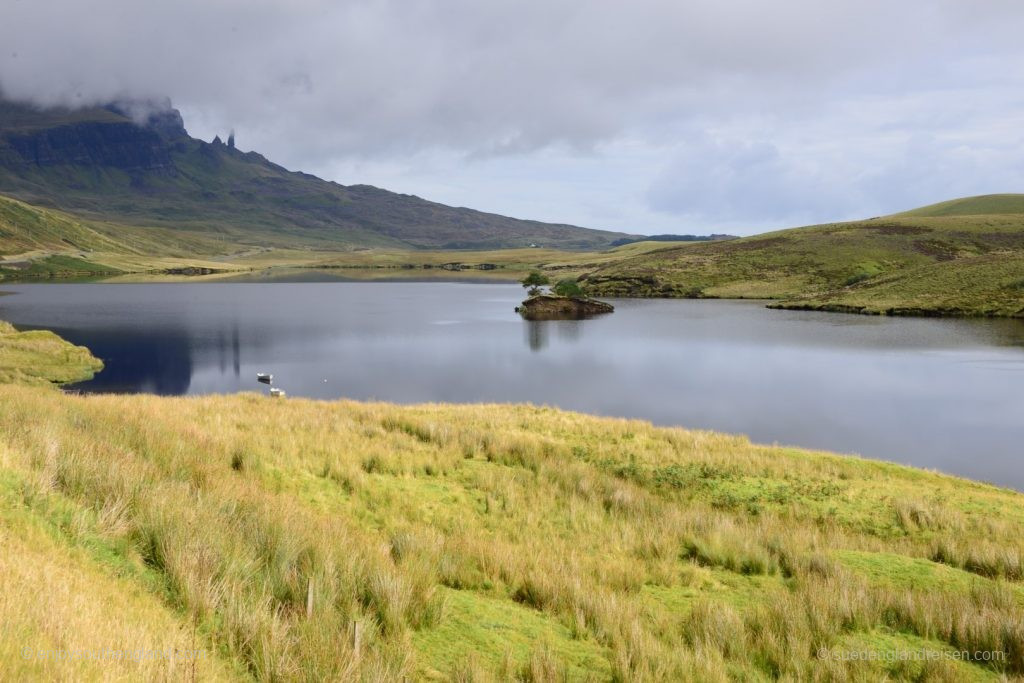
top-left (414, 587), bottom-right (611, 680)
top-left (835, 550), bottom-right (1024, 602)
top-left (0, 320), bottom-right (102, 385)
top-left (0, 254), bottom-right (122, 279)
top-left (769, 251), bottom-right (1024, 316)
top-left (0, 193), bottom-right (268, 281)
top-left (898, 194), bottom-right (1024, 218)
top-left (0, 193), bottom-right (126, 256)
top-left (0, 323), bottom-right (1022, 680)
top-left (584, 195), bottom-right (1024, 317)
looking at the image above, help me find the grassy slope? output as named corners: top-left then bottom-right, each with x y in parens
top-left (0, 191), bottom-right (688, 284)
top-left (901, 194), bottom-right (1024, 217)
top-left (584, 195), bottom-right (1024, 317)
top-left (2, 146), bottom-right (629, 251)
top-left (0, 193), bottom-right (277, 280)
top-left (1, 325), bottom-right (1023, 679)
top-left (0, 320), bottom-right (102, 385)
top-left (0, 193), bottom-right (127, 255)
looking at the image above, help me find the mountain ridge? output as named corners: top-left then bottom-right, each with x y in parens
top-left (0, 98), bottom-right (632, 250)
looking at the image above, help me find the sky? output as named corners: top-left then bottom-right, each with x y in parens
top-left (2, 0), bottom-right (1024, 236)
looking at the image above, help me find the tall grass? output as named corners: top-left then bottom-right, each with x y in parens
top-left (1, 384), bottom-right (1022, 680)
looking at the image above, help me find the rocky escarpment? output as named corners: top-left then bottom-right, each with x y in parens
top-left (2, 121), bottom-right (175, 173)
top-left (0, 100), bottom-right (187, 174)
top-left (516, 294), bottom-right (614, 320)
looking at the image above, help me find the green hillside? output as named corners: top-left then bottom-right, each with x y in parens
top-left (0, 320), bottom-right (102, 385)
top-left (0, 193), bottom-right (247, 279)
top-left (1, 324), bottom-right (1023, 680)
top-left (0, 193), bottom-right (125, 255)
top-left (583, 195), bottom-right (1024, 317)
top-left (0, 99), bottom-right (629, 251)
top-left (898, 194), bottom-right (1024, 218)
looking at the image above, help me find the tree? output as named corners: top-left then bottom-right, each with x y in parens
top-left (552, 278), bottom-right (584, 297)
top-left (521, 271), bottom-right (550, 296)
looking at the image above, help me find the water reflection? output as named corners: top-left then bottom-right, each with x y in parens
top-left (556, 320), bottom-right (583, 342)
top-left (525, 320), bottom-right (547, 351)
top-left (56, 326), bottom-right (195, 395)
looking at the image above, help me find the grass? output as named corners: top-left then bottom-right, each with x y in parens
top-left (769, 251), bottom-right (1024, 316)
top-left (900, 194), bottom-right (1024, 218)
top-left (584, 194), bottom-right (1024, 317)
top-left (0, 320), bottom-right (102, 386)
top-left (0, 324), bottom-right (1022, 680)
top-left (0, 471), bottom-right (237, 681)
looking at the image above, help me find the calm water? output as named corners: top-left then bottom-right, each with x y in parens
top-left (3, 280), bottom-right (1023, 490)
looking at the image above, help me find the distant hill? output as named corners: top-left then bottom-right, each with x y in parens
top-left (583, 194), bottom-right (1024, 317)
top-left (896, 194), bottom-right (1024, 218)
top-left (0, 99), bottom-right (630, 251)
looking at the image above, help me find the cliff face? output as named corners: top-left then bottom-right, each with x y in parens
top-left (3, 121), bottom-right (175, 173)
top-left (0, 101), bottom-right (185, 174)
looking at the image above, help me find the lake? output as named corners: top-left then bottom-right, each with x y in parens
top-left (2, 279), bottom-right (1023, 490)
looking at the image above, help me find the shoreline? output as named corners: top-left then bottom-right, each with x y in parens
top-left (1, 319), bottom-right (1023, 680)
top-left (5, 265), bottom-right (1024, 319)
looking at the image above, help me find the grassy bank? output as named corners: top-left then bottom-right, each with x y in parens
top-left (767, 251), bottom-right (1024, 317)
top-left (583, 195), bottom-right (1024, 317)
top-left (0, 321), bottom-right (102, 386)
top-left (0, 326), bottom-right (1023, 680)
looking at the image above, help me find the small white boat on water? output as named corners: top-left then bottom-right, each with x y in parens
top-left (270, 387), bottom-right (286, 398)
top-left (257, 373), bottom-right (273, 384)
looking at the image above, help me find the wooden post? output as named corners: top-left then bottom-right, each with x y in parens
top-left (306, 578), bottom-right (314, 619)
top-left (351, 620), bottom-right (362, 660)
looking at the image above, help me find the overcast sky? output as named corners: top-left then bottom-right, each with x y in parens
top-left (2, 0), bottom-right (1024, 236)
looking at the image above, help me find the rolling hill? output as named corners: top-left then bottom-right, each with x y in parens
top-left (0, 98), bottom-right (630, 251)
top-left (583, 195), bottom-right (1024, 317)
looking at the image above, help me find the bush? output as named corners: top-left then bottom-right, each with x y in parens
top-left (521, 271), bottom-right (550, 296)
top-left (552, 278), bottom-right (584, 297)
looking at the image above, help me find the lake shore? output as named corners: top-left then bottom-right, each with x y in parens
top-left (1, 319), bottom-right (1023, 680)
top-left (3, 283), bottom-right (1023, 490)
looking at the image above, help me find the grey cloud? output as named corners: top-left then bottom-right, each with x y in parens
top-left (1, 0), bottom-right (1023, 231)
top-left (2, 1), bottom-right (1018, 157)
top-left (647, 138), bottom-right (860, 225)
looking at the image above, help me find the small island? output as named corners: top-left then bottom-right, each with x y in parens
top-left (515, 272), bottom-right (615, 320)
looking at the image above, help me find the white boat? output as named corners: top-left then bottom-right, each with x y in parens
top-left (270, 387), bottom-right (286, 398)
